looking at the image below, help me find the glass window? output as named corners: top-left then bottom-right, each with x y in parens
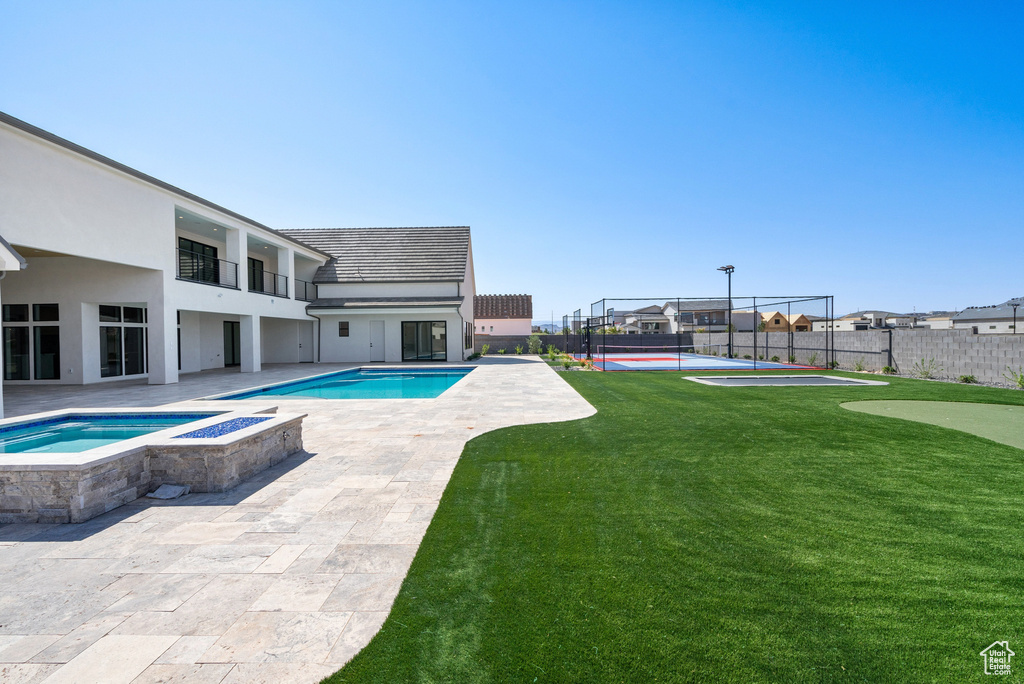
top-left (2, 304), bottom-right (28, 322)
top-left (178, 238), bottom-right (220, 284)
top-left (124, 327), bottom-right (145, 375)
top-left (99, 305), bottom-right (121, 322)
top-left (3, 327), bottom-right (30, 380)
top-left (338, 321), bottom-right (349, 337)
top-left (100, 326), bottom-right (123, 377)
top-left (123, 307), bottom-right (145, 324)
top-left (33, 326), bottom-right (60, 380)
top-left (248, 257), bottom-right (265, 292)
top-left (402, 321), bottom-right (446, 361)
top-left (32, 304), bottom-right (59, 322)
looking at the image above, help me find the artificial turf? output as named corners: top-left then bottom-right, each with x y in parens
top-left (842, 399), bottom-right (1024, 450)
top-left (324, 371), bottom-right (1024, 683)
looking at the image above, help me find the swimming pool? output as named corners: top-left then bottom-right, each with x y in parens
top-left (214, 367), bottom-right (475, 400)
top-left (0, 413), bottom-right (220, 454)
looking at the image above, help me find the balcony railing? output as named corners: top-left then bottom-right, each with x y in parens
top-left (177, 249), bottom-right (239, 289)
top-left (248, 269), bottom-right (288, 297)
top-left (295, 280), bottom-right (317, 302)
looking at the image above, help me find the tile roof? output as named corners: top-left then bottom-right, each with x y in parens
top-left (279, 227), bottom-right (471, 283)
top-left (474, 294), bottom-right (533, 319)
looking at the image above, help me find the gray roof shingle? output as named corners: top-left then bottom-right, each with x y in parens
top-left (280, 227), bottom-right (470, 283)
top-left (952, 297), bottom-right (1024, 321)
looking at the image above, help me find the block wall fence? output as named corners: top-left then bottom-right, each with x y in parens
top-left (475, 331), bottom-right (1024, 386)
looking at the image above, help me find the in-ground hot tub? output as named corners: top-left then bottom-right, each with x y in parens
top-left (0, 408), bottom-right (305, 524)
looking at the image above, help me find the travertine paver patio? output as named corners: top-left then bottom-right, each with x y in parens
top-left (0, 357), bottom-right (595, 683)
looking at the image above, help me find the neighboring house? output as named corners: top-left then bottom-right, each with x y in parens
top-left (282, 228), bottom-right (476, 362)
top-left (474, 294), bottom-right (532, 335)
top-left (840, 310), bottom-right (900, 329)
top-left (921, 314), bottom-right (953, 330)
top-left (621, 305), bottom-right (669, 334)
top-left (0, 111), bottom-right (475, 391)
top-left (952, 297), bottom-right (1024, 334)
top-left (760, 311), bottom-right (811, 333)
top-left (662, 300), bottom-right (758, 333)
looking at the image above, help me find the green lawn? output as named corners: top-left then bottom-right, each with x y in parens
top-left (325, 371), bottom-right (1024, 683)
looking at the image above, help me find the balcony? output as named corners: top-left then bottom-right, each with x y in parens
top-left (295, 280), bottom-right (317, 302)
top-left (177, 249), bottom-right (239, 289)
top-left (248, 268), bottom-right (288, 297)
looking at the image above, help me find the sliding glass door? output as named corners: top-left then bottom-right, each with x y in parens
top-left (401, 321), bottom-right (446, 361)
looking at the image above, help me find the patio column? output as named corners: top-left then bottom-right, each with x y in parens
top-left (277, 246), bottom-right (293, 298)
top-left (148, 293), bottom-right (179, 385)
top-left (240, 314), bottom-right (261, 373)
top-left (226, 227), bottom-right (247, 290)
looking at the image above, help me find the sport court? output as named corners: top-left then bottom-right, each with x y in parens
top-left (577, 346), bottom-right (816, 371)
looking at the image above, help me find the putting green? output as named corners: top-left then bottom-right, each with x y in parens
top-left (841, 400), bottom-right (1024, 450)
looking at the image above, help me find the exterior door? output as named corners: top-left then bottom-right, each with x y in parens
top-left (223, 321), bottom-right (241, 366)
top-left (369, 320), bottom-right (385, 362)
top-left (299, 322), bottom-right (314, 362)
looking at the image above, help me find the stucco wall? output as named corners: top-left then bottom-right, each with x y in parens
top-left (477, 318), bottom-right (532, 335)
top-left (318, 312), bottom-right (469, 363)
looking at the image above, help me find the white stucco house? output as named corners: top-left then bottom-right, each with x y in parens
top-left (0, 111), bottom-right (475, 406)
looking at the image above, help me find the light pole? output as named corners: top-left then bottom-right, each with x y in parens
top-left (718, 265), bottom-right (735, 357)
top-left (1012, 302), bottom-right (1020, 335)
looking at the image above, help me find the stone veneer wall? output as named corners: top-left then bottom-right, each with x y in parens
top-left (0, 419), bottom-right (303, 524)
top-left (149, 415), bottom-right (303, 493)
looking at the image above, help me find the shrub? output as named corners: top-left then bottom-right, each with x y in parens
top-left (743, 355), bottom-right (752, 360)
top-left (912, 357), bottom-right (943, 379)
top-left (1004, 366), bottom-right (1024, 389)
top-left (561, 358), bottom-right (573, 370)
top-left (467, 352), bottom-right (481, 360)
top-left (807, 352), bottom-right (820, 367)
top-left (546, 344), bottom-right (557, 358)
top-left (480, 344), bottom-right (490, 356)
top-left (770, 356), bottom-right (780, 363)
top-left (854, 358), bottom-right (865, 372)
top-left (788, 355), bottom-right (796, 364)
top-left (514, 345), bottom-right (524, 355)
top-left (497, 348), bottom-right (506, 355)
top-left (758, 355), bottom-right (764, 360)
top-left (528, 335), bottom-right (543, 354)
top-left (958, 374), bottom-right (977, 384)
top-left (829, 361), bottom-right (839, 369)
top-left (882, 366), bottom-right (897, 375)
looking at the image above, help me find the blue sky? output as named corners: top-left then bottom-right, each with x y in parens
top-left (2, 1), bottom-right (1021, 321)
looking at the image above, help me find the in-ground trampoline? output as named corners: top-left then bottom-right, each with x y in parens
top-left (685, 375), bottom-right (889, 387)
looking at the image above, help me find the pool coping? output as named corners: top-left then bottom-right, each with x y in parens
top-left (201, 363), bottom-right (477, 401)
top-left (0, 406), bottom-right (294, 470)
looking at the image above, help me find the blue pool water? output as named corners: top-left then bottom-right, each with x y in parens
top-left (218, 367), bottom-right (475, 400)
top-left (0, 413), bottom-right (220, 454)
